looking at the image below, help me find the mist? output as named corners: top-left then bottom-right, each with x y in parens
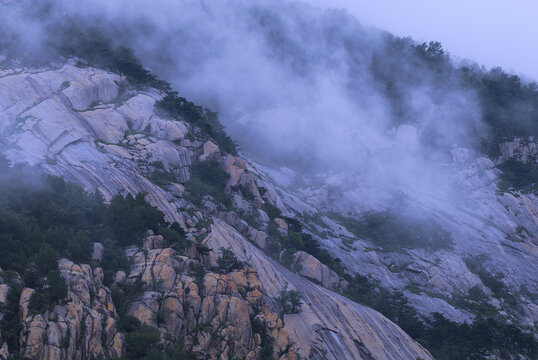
top-left (0, 0), bottom-right (486, 208)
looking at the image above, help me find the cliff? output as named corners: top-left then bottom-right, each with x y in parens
top-left (0, 62), bottom-right (433, 359)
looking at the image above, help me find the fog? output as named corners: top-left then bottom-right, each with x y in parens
top-left (308, 0), bottom-right (538, 81)
top-left (0, 0), bottom-right (486, 207)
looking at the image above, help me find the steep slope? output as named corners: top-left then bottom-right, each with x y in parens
top-left (287, 147), bottom-right (538, 328)
top-left (0, 62), bottom-right (432, 359)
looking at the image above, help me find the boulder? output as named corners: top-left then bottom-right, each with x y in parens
top-left (19, 288), bottom-right (34, 322)
top-left (142, 234), bottom-right (164, 250)
top-left (274, 218), bottom-right (288, 236)
top-left (91, 242), bottom-right (104, 266)
top-left (0, 284), bottom-right (9, 305)
top-left (199, 141), bottom-right (220, 161)
top-left (149, 117), bottom-right (188, 141)
top-left (113, 271), bottom-right (127, 285)
top-left (292, 251), bottom-right (340, 290)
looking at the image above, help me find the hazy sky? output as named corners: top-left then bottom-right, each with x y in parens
top-left (307, 0), bottom-right (538, 81)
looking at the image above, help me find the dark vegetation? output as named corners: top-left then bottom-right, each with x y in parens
top-left (156, 94), bottom-right (238, 155)
top-left (497, 158), bottom-right (538, 194)
top-left (344, 274), bottom-right (537, 360)
top-left (216, 247), bottom-right (245, 273)
top-left (28, 269), bottom-right (68, 314)
top-left (276, 290), bottom-right (302, 318)
top-left (148, 161), bottom-right (178, 188)
top-left (265, 217), bottom-right (345, 276)
top-left (251, 316), bottom-right (273, 360)
top-left (464, 256), bottom-right (515, 304)
top-left (329, 208), bottom-right (453, 251)
top-left (185, 159), bottom-right (231, 206)
top-left (121, 319), bottom-right (197, 360)
top-left (0, 157), bottom-right (187, 358)
top-left (372, 38), bottom-right (538, 155)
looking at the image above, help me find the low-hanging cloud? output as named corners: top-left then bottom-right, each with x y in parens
top-left (0, 0), bottom-right (485, 206)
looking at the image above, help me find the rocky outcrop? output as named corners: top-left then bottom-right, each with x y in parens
top-left (124, 243), bottom-right (297, 359)
top-left (199, 141), bottom-right (220, 161)
top-left (291, 251), bottom-right (340, 290)
top-left (203, 220), bottom-right (432, 360)
top-left (5, 233), bottom-right (298, 360)
top-left (290, 150), bottom-right (538, 328)
top-left (495, 137), bottom-right (537, 165)
top-left (18, 259), bottom-right (123, 360)
top-left (0, 62), bottom-right (439, 359)
top-left (1, 61), bottom-right (194, 227)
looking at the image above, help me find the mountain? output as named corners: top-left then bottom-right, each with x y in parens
top-left (0, 1), bottom-right (537, 360)
top-left (0, 61), bottom-right (434, 359)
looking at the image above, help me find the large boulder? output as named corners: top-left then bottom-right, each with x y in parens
top-left (292, 251), bottom-right (340, 290)
top-left (199, 141), bottom-right (220, 161)
top-left (149, 117), bottom-right (188, 141)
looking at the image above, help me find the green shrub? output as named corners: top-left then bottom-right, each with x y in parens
top-left (497, 159), bottom-right (538, 193)
top-left (47, 269), bottom-right (67, 302)
top-left (280, 249), bottom-right (296, 269)
top-left (262, 202), bottom-right (282, 219)
top-left (112, 278), bottom-right (146, 317)
top-left (158, 223), bottom-right (189, 249)
top-left (34, 245), bottom-right (59, 275)
top-left (119, 315), bottom-right (142, 333)
top-left (149, 168), bottom-right (177, 187)
top-left (0, 279), bottom-right (22, 354)
top-left (331, 209), bottom-right (453, 251)
top-left (272, 221), bottom-right (345, 276)
top-left (464, 256), bottom-right (512, 301)
top-left (277, 290), bottom-right (302, 317)
top-left (106, 192), bottom-right (165, 246)
top-left (251, 316), bottom-right (273, 360)
top-left (28, 290), bottom-right (50, 314)
top-left (154, 310), bottom-right (165, 326)
top-left (185, 160), bottom-right (231, 205)
top-left (125, 324), bottom-right (161, 360)
top-left (217, 247), bottom-right (244, 273)
top-left (156, 94), bottom-right (237, 155)
top-left (27, 269), bottom-right (68, 314)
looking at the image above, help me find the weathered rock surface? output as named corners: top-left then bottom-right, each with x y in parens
top-left (289, 151), bottom-right (538, 327)
top-left (0, 62), bottom-right (443, 359)
top-left (203, 220), bottom-right (432, 360)
top-left (18, 258), bottom-right (123, 360)
top-left (495, 137), bottom-right (537, 165)
top-left (0, 61), bottom-right (193, 227)
top-left (291, 251), bottom-right (340, 290)
top-left (123, 244), bottom-right (297, 359)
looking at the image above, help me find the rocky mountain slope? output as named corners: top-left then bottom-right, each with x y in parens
top-left (0, 61), bottom-right (436, 359)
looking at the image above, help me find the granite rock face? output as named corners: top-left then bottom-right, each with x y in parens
top-left (10, 236), bottom-right (297, 360)
top-left (203, 221), bottom-right (432, 360)
top-left (0, 62), bottom-right (469, 359)
top-left (18, 259), bottom-right (124, 360)
top-left (286, 147), bottom-right (538, 329)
